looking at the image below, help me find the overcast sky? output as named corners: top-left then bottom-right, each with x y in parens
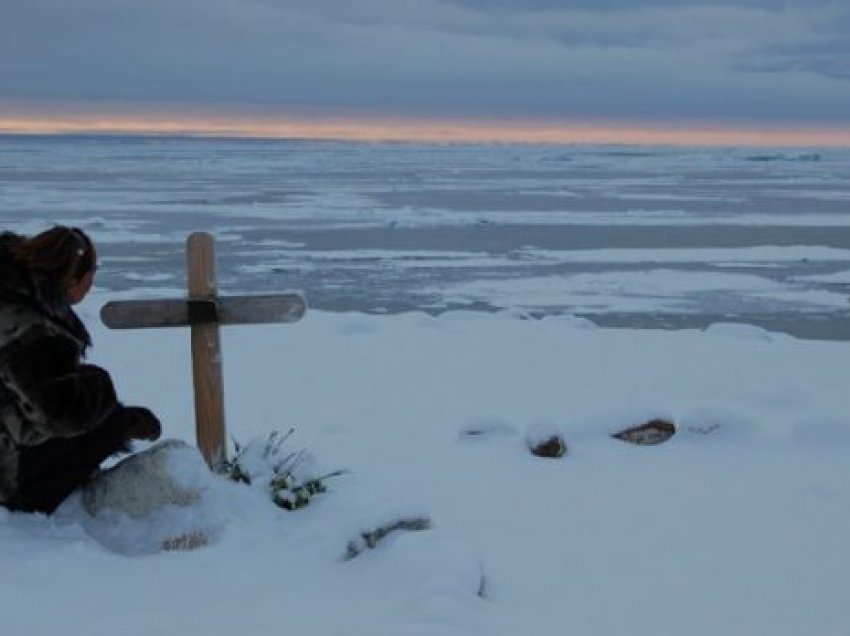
top-left (2, 0), bottom-right (850, 128)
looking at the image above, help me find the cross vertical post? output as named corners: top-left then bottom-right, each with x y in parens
top-left (187, 232), bottom-right (226, 468)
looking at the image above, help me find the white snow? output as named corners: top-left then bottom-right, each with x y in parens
top-left (425, 269), bottom-right (850, 312)
top-left (123, 272), bottom-right (178, 282)
top-left (517, 245), bottom-right (850, 264)
top-left (233, 245), bottom-right (850, 278)
top-left (794, 269), bottom-right (850, 284)
top-left (1, 292), bottom-right (848, 635)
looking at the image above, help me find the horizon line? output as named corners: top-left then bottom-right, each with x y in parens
top-left (2, 112), bottom-right (850, 147)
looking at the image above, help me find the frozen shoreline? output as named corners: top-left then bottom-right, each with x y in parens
top-left (3, 136), bottom-right (849, 341)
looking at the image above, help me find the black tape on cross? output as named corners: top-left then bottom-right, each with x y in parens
top-left (187, 299), bottom-right (219, 324)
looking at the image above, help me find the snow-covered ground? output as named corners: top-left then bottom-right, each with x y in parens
top-left (1, 292), bottom-right (848, 635)
top-left (2, 138), bottom-right (849, 633)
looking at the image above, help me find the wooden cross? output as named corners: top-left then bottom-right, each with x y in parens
top-left (100, 232), bottom-right (307, 469)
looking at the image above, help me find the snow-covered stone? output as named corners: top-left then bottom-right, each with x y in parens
top-left (81, 439), bottom-right (209, 519)
top-left (77, 440), bottom-right (224, 554)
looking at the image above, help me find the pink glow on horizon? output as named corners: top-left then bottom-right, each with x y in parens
top-left (1, 110), bottom-right (849, 147)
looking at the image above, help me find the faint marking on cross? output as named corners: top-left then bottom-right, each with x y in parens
top-left (101, 232), bottom-right (307, 468)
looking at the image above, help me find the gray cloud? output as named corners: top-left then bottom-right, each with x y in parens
top-left (743, 41), bottom-right (850, 81)
top-left (2, 0), bottom-right (849, 125)
top-left (740, 8), bottom-right (850, 81)
top-left (446, 0), bottom-right (795, 9)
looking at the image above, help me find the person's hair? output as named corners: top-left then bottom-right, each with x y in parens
top-left (8, 226), bottom-right (95, 289)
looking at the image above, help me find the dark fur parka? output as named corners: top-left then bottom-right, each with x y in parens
top-left (0, 232), bottom-right (120, 503)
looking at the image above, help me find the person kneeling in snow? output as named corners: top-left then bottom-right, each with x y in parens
top-left (0, 226), bottom-right (161, 514)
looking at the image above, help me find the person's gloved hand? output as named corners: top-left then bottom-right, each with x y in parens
top-left (123, 406), bottom-right (162, 441)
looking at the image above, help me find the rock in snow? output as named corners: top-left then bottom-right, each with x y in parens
top-left (80, 440), bottom-right (217, 552)
top-left (82, 440), bottom-right (207, 518)
top-left (612, 419), bottom-right (677, 445)
top-left (529, 435), bottom-right (568, 458)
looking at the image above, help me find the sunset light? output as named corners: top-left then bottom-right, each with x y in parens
top-left (2, 110), bottom-right (850, 147)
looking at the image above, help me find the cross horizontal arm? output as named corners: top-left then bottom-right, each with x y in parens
top-left (101, 293), bottom-right (307, 329)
